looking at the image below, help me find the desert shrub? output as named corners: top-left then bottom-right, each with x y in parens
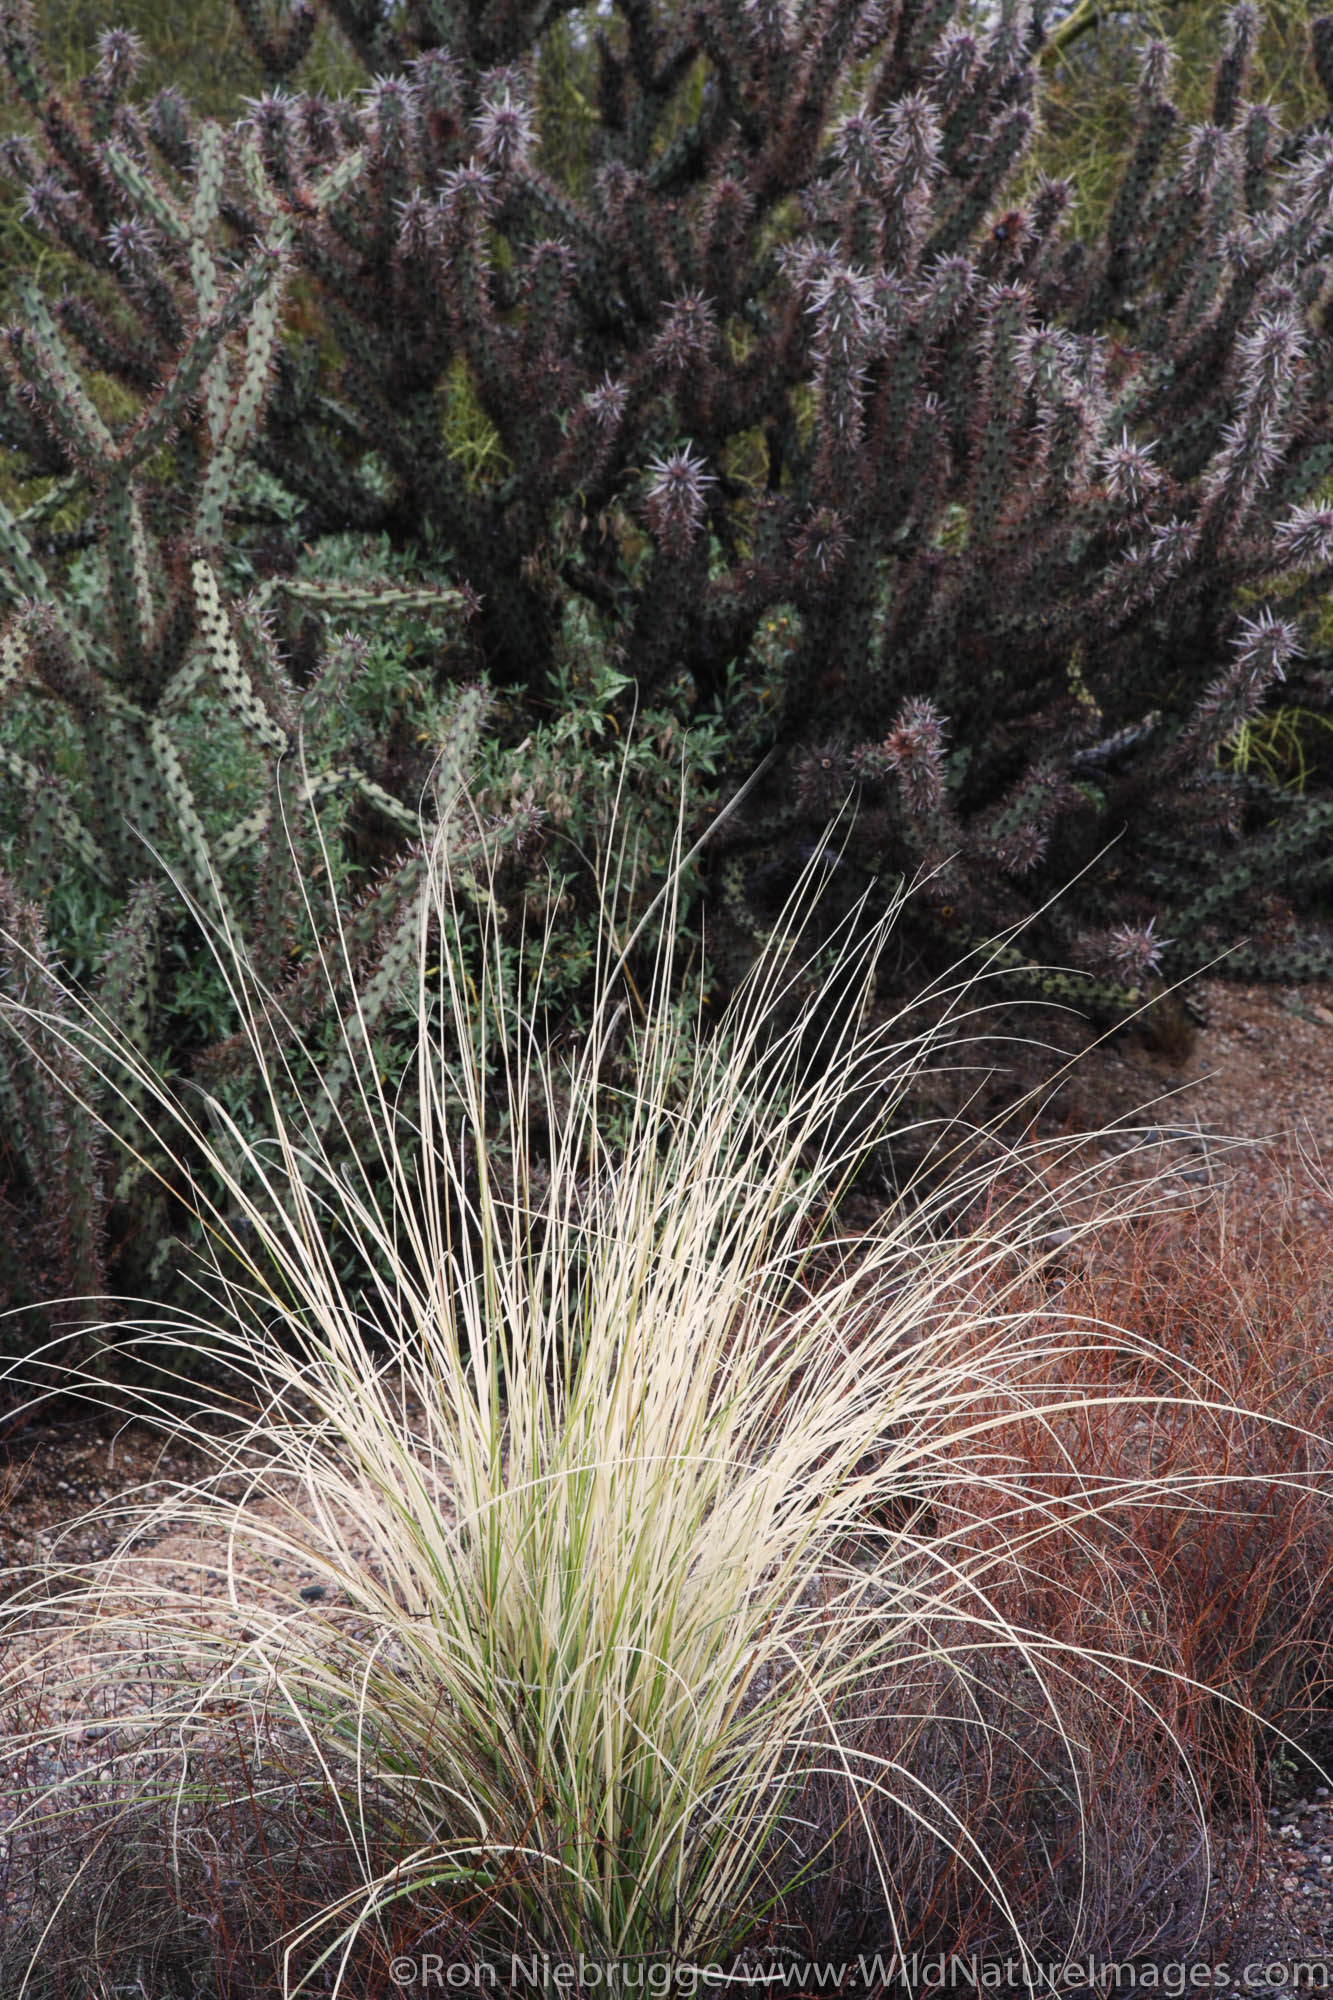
top-left (1006, 1150), bottom-right (1333, 1790)
top-left (6, 0), bottom-right (1333, 1011)
top-left (773, 1642), bottom-right (1251, 1969)
top-left (6, 0), bottom-right (1333, 1349)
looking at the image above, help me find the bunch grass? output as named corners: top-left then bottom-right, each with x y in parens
top-left (0, 789), bottom-right (1328, 1991)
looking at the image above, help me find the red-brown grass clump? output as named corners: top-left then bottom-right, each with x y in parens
top-left (774, 1145), bottom-right (1333, 1969)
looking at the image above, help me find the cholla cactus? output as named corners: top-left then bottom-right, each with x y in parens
top-left (0, 22), bottom-right (537, 1332)
top-left (643, 443), bottom-right (715, 555)
top-left (213, 0), bottom-right (1333, 999)
top-left (3, 0), bottom-right (1333, 1058)
top-left (0, 877), bottom-right (109, 1334)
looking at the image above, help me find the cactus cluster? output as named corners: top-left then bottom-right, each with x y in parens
top-left (0, 31), bottom-right (540, 1330)
top-left (2, 0), bottom-right (1333, 1323)
top-left (52, 0), bottom-right (1333, 998)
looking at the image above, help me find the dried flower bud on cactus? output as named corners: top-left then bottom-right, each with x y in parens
top-left (472, 86), bottom-right (534, 176)
top-left (833, 108), bottom-right (890, 191)
top-left (439, 161), bottom-right (495, 226)
top-left (644, 444), bottom-right (715, 554)
top-left (651, 293), bottom-right (716, 375)
top-left (1090, 918), bottom-right (1172, 984)
top-left (103, 217), bottom-right (157, 268)
top-left (805, 264), bottom-right (876, 363)
top-left (583, 374), bottom-right (628, 432)
top-left (1099, 431), bottom-right (1162, 513)
top-left (881, 697), bottom-right (949, 818)
top-left (94, 27), bottom-right (144, 95)
top-left (1273, 506), bottom-right (1333, 571)
top-left (1232, 607), bottom-right (1299, 685)
top-left (993, 824), bottom-right (1048, 876)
